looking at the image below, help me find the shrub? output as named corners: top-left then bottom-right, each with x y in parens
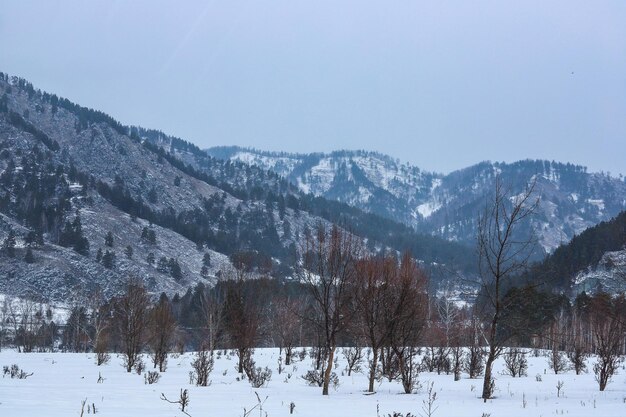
top-left (144, 371), bottom-right (161, 384)
top-left (502, 348), bottom-right (528, 377)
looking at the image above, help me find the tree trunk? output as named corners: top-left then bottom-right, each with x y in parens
top-left (482, 349), bottom-right (496, 401)
top-left (322, 346), bottom-right (335, 395)
top-left (368, 347), bottom-right (379, 392)
top-left (238, 348), bottom-right (244, 373)
top-left (285, 347), bottom-right (292, 366)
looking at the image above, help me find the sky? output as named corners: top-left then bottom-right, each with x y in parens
top-left (1, 1), bottom-right (625, 175)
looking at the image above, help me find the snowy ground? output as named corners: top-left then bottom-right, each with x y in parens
top-left (0, 348), bottom-right (625, 417)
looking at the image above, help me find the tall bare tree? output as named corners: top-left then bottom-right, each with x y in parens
top-left (271, 297), bottom-right (302, 365)
top-left (149, 294), bottom-right (177, 372)
top-left (385, 253), bottom-right (429, 393)
top-left (591, 293), bottom-right (625, 391)
top-left (354, 255), bottom-right (394, 392)
top-left (115, 279), bottom-right (150, 372)
top-left (477, 176), bottom-right (537, 401)
top-left (198, 287), bottom-right (224, 351)
top-left (222, 265), bottom-right (261, 374)
top-left (302, 224), bottom-right (361, 395)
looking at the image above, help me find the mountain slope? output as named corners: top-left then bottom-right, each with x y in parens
top-left (523, 210), bottom-right (626, 294)
top-left (0, 73), bottom-right (474, 301)
top-left (208, 146), bottom-right (626, 253)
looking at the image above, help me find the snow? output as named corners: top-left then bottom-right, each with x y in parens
top-left (417, 201), bottom-right (441, 219)
top-left (232, 152), bottom-right (298, 178)
top-left (1, 348), bottom-right (624, 417)
top-left (0, 294), bottom-right (71, 324)
top-left (587, 199), bottom-right (605, 211)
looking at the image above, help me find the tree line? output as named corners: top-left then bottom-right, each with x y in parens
top-left (2, 223), bottom-right (625, 396)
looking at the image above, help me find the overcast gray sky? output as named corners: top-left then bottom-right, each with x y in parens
top-left (1, 1), bottom-right (625, 174)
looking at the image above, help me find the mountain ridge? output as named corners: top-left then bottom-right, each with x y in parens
top-left (207, 146), bottom-right (626, 253)
top-left (0, 73), bottom-right (475, 302)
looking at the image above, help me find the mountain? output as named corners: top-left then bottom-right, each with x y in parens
top-left (523, 211), bottom-right (626, 295)
top-left (207, 146), bottom-right (626, 253)
top-left (0, 73), bottom-right (474, 301)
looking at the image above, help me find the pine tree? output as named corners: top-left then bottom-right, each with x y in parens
top-left (102, 250), bottom-right (116, 269)
top-left (147, 252), bottom-right (155, 265)
top-left (157, 257), bottom-right (169, 273)
top-left (141, 227), bottom-right (157, 244)
top-left (24, 246), bottom-right (34, 263)
top-left (105, 231), bottom-right (114, 247)
top-left (125, 245), bottom-right (133, 259)
top-left (169, 258), bottom-right (183, 281)
top-left (3, 229), bottom-right (16, 257)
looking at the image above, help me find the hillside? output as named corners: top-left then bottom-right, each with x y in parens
top-left (523, 210), bottom-right (626, 294)
top-left (0, 73), bottom-right (474, 301)
top-left (208, 147), bottom-right (626, 253)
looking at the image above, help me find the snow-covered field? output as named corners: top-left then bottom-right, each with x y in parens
top-left (1, 348), bottom-right (625, 417)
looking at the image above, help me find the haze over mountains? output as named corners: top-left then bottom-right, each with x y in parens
top-left (1, 73), bottom-right (625, 301)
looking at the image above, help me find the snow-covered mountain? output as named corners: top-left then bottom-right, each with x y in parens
top-left (0, 74), bottom-right (474, 302)
top-left (207, 147), bottom-right (626, 253)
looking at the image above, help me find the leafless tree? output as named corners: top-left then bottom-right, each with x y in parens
top-left (197, 288), bottom-right (224, 352)
top-left (0, 297), bottom-right (9, 351)
top-left (385, 253), bottom-right (429, 393)
top-left (191, 345), bottom-right (214, 386)
top-left (301, 223), bottom-right (361, 395)
top-left (114, 279), bottom-right (150, 372)
top-left (222, 265), bottom-right (261, 374)
top-left (149, 295), bottom-right (177, 372)
top-left (565, 310), bottom-right (588, 375)
top-left (271, 298), bottom-right (301, 365)
top-left (477, 176), bottom-right (537, 401)
top-left (502, 348), bottom-right (528, 377)
top-left (342, 345), bottom-right (364, 376)
top-left (15, 298), bottom-right (41, 353)
top-left (437, 285), bottom-right (460, 348)
top-left (88, 290), bottom-right (111, 365)
top-left (591, 293), bottom-right (625, 391)
top-left (354, 256), bottom-right (394, 392)
top-left (464, 315), bottom-right (485, 379)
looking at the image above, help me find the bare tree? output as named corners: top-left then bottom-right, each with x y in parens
top-left (565, 309), bottom-right (588, 375)
top-left (64, 305), bottom-right (90, 352)
top-left (89, 290), bottom-right (111, 365)
top-left (271, 298), bottom-right (301, 365)
top-left (149, 294), bottom-right (177, 372)
top-left (191, 345), bottom-right (214, 386)
top-left (385, 253), bottom-right (429, 393)
top-left (222, 266), bottom-right (261, 374)
top-left (115, 279), bottom-right (150, 372)
top-left (0, 297), bottom-right (9, 351)
top-left (15, 298), bottom-right (40, 353)
top-left (591, 293), bottom-right (625, 391)
top-left (194, 285), bottom-right (224, 351)
top-left (477, 176), bottom-right (537, 401)
top-left (301, 224), bottom-right (361, 395)
top-left (354, 256), bottom-right (394, 392)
